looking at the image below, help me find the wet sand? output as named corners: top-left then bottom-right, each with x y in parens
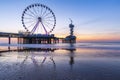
top-left (0, 43), bottom-right (120, 80)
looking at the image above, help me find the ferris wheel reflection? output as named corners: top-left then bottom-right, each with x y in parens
top-left (19, 48), bottom-right (56, 70)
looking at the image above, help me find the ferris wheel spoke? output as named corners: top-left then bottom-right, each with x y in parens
top-left (28, 9), bottom-right (37, 17)
top-left (24, 20), bottom-right (35, 24)
top-left (43, 20), bottom-right (54, 26)
top-left (44, 23), bottom-right (52, 30)
top-left (41, 8), bottom-right (47, 17)
top-left (45, 19), bottom-right (54, 21)
top-left (25, 20), bottom-right (36, 25)
top-left (43, 12), bottom-right (51, 18)
top-left (37, 6), bottom-right (40, 16)
top-left (44, 19), bottom-right (55, 22)
top-left (25, 13), bottom-right (35, 18)
top-left (27, 21), bottom-right (36, 28)
top-left (32, 7), bottom-right (38, 17)
top-left (44, 21), bottom-right (54, 26)
top-left (40, 6), bottom-right (43, 17)
top-left (44, 16), bottom-right (54, 19)
top-left (23, 17), bottom-right (34, 20)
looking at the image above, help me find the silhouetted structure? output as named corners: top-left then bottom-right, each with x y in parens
top-left (63, 19), bottom-right (76, 43)
top-left (18, 33), bottom-right (59, 44)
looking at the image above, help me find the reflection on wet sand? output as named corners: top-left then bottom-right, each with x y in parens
top-left (17, 48), bottom-right (58, 80)
top-left (20, 51), bottom-right (56, 69)
top-left (0, 43), bottom-right (120, 80)
top-left (65, 43), bottom-right (76, 70)
top-left (0, 43), bottom-right (77, 80)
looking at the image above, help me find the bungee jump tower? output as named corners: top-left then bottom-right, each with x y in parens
top-left (62, 19), bottom-right (76, 43)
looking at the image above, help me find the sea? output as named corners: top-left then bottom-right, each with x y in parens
top-left (0, 42), bottom-right (120, 80)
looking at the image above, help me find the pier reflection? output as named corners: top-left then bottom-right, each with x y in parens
top-left (65, 43), bottom-right (76, 70)
top-left (17, 47), bottom-right (57, 80)
top-left (0, 44), bottom-right (76, 80)
top-left (17, 44), bottom-right (76, 68)
top-left (18, 48), bottom-right (56, 67)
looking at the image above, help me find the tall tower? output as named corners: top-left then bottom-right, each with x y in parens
top-left (69, 19), bottom-right (74, 36)
top-left (62, 19), bottom-right (76, 43)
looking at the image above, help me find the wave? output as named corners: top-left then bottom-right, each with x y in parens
top-left (0, 42), bottom-right (120, 50)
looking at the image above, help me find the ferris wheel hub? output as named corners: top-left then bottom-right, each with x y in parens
top-left (38, 17), bottom-right (42, 22)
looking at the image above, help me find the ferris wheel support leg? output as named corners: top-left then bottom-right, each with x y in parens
top-left (41, 22), bottom-right (48, 35)
top-left (31, 21), bottom-right (40, 34)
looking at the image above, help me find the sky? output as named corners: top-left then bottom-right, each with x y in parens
top-left (0, 0), bottom-right (120, 42)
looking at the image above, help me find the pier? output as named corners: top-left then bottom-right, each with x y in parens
top-left (0, 3), bottom-right (76, 44)
top-left (18, 33), bottom-right (61, 44)
top-left (0, 32), bottom-right (63, 44)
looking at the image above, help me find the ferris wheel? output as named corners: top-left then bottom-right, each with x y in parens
top-left (21, 3), bottom-right (56, 35)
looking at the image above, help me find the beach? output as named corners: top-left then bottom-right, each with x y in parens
top-left (0, 43), bottom-right (120, 80)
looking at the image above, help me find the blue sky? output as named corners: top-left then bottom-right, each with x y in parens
top-left (0, 0), bottom-right (120, 41)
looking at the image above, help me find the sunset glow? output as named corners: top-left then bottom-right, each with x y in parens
top-left (0, 0), bottom-right (120, 42)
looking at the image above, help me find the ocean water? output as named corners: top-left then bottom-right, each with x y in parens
top-left (0, 42), bottom-right (120, 80)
